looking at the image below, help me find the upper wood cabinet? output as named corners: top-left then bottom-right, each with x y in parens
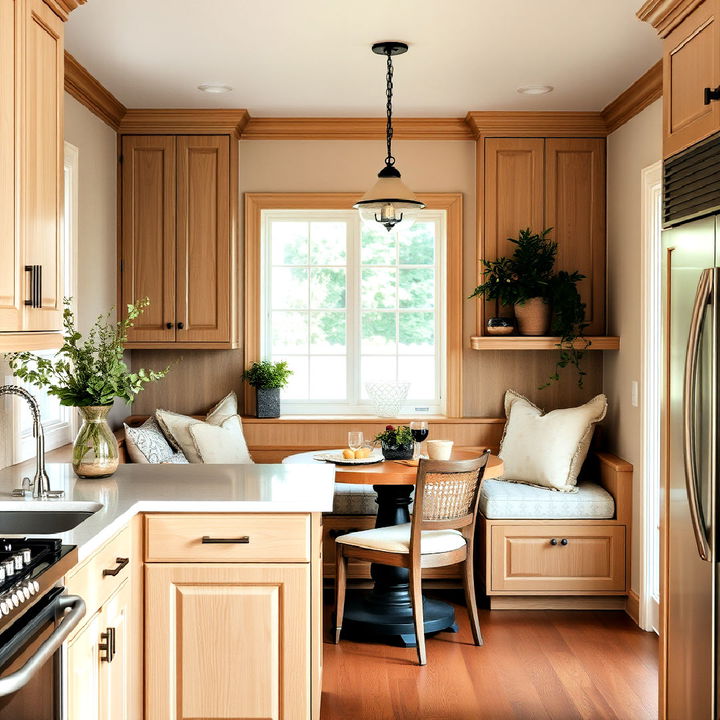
top-left (663, 0), bottom-right (720, 158)
top-left (120, 134), bottom-right (238, 349)
top-left (480, 136), bottom-right (606, 336)
top-left (0, 0), bottom-right (65, 349)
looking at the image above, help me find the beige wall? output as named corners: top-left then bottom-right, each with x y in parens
top-left (604, 99), bottom-right (663, 593)
top-left (132, 138), bottom-right (602, 417)
top-left (64, 93), bottom-right (127, 428)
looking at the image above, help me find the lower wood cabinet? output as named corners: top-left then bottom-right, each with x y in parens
top-left (144, 563), bottom-right (310, 720)
top-left (66, 579), bottom-right (131, 720)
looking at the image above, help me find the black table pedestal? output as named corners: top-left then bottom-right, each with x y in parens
top-left (338, 484), bottom-right (457, 647)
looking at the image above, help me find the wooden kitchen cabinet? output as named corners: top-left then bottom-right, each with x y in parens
top-left (662, 0), bottom-right (720, 158)
top-left (66, 580), bottom-right (132, 720)
top-left (145, 563), bottom-right (310, 720)
top-left (0, 0), bottom-right (65, 348)
top-left (120, 134), bottom-right (238, 349)
top-left (480, 135), bottom-right (607, 336)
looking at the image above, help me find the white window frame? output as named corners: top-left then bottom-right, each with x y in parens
top-left (260, 209), bottom-right (447, 415)
top-left (9, 142), bottom-right (79, 463)
top-left (639, 160), bottom-right (662, 634)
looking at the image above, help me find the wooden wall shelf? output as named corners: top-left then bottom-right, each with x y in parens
top-left (469, 336), bottom-right (620, 351)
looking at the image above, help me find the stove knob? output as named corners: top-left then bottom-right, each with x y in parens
top-left (8, 592), bottom-right (19, 608)
top-left (31, 580), bottom-right (40, 594)
top-left (27, 582), bottom-right (36, 596)
top-left (0, 599), bottom-right (9, 616)
top-left (20, 585), bottom-right (30, 601)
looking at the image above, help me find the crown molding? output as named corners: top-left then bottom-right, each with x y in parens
top-left (119, 109), bottom-right (251, 138)
top-left (242, 116), bottom-right (474, 140)
top-left (637, 0), bottom-right (704, 36)
top-left (464, 111), bottom-right (608, 138)
top-left (601, 60), bottom-right (663, 133)
top-left (42, 0), bottom-right (85, 21)
top-left (64, 51), bottom-right (126, 130)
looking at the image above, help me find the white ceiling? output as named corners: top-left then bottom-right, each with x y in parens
top-left (65, 0), bottom-right (661, 116)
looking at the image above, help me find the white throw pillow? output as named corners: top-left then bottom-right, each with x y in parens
top-left (498, 390), bottom-right (607, 492)
top-left (124, 416), bottom-right (186, 464)
top-left (189, 415), bottom-right (254, 464)
top-left (156, 392), bottom-right (253, 464)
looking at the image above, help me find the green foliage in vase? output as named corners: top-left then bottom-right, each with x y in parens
top-left (469, 228), bottom-right (591, 388)
top-left (242, 360), bottom-right (293, 389)
top-left (5, 298), bottom-right (170, 406)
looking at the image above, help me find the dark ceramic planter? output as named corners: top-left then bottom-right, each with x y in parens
top-left (381, 441), bottom-right (414, 461)
top-left (256, 387), bottom-right (281, 418)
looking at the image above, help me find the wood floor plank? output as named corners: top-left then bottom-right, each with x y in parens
top-left (321, 595), bottom-right (658, 720)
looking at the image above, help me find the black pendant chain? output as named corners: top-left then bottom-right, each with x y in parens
top-left (385, 50), bottom-right (395, 168)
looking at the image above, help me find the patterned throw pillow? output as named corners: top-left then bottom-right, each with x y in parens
top-left (124, 417), bottom-right (188, 464)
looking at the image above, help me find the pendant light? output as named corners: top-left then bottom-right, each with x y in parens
top-left (354, 42), bottom-right (425, 232)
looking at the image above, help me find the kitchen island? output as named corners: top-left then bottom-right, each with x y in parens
top-left (0, 463), bottom-right (335, 720)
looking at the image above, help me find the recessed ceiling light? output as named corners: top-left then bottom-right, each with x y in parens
top-left (517, 85), bottom-right (554, 95)
top-left (197, 83), bottom-right (233, 94)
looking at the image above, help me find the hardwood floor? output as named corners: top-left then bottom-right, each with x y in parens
top-left (321, 593), bottom-right (658, 720)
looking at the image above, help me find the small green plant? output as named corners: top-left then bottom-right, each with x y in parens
top-left (242, 360), bottom-right (293, 389)
top-left (6, 298), bottom-right (169, 406)
top-left (374, 424), bottom-right (413, 447)
top-left (469, 228), bottom-right (590, 388)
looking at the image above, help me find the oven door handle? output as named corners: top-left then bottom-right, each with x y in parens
top-left (0, 594), bottom-right (85, 698)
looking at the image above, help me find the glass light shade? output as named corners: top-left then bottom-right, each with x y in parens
top-left (354, 172), bottom-right (425, 232)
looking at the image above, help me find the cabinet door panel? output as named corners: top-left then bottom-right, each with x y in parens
top-left (19, 0), bottom-right (63, 332)
top-left (101, 580), bottom-right (131, 720)
top-left (121, 135), bottom-right (176, 342)
top-left (145, 563), bottom-right (310, 720)
top-left (664, 0), bottom-right (720, 158)
top-left (545, 138), bottom-right (606, 335)
top-left (66, 610), bottom-right (102, 720)
top-left (482, 138), bottom-right (544, 324)
top-left (176, 135), bottom-right (231, 343)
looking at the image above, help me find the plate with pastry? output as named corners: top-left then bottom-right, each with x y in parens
top-left (313, 448), bottom-right (384, 465)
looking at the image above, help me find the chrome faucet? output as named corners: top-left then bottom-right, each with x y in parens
top-left (0, 385), bottom-right (64, 499)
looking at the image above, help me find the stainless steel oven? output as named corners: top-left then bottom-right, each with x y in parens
top-left (0, 540), bottom-right (84, 720)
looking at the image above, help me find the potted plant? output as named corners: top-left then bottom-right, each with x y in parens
top-left (374, 424), bottom-right (414, 460)
top-left (6, 298), bottom-right (169, 478)
top-left (470, 228), bottom-right (590, 387)
top-left (242, 360), bottom-right (293, 418)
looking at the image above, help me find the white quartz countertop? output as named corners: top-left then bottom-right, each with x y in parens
top-left (0, 463), bottom-right (335, 560)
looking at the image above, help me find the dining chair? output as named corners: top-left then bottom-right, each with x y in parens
top-left (334, 450), bottom-right (491, 665)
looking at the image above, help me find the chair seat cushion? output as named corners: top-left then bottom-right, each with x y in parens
top-left (336, 522), bottom-right (466, 554)
top-left (328, 483), bottom-right (378, 515)
top-left (479, 478), bottom-right (615, 520)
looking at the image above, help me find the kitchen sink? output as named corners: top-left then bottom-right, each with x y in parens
top-left (0, 500), bottom-right (104, 534)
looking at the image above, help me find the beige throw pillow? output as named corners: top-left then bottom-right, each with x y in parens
top-left (156, 391), bottom-right (252, 464)
top-left (498, 390), bottom-right (607, 492)
top-left (189, 415), bottom-right (253, 464)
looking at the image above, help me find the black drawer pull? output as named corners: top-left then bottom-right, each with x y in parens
top-left (99, 626), bottom-right (116, 662)
top-left (166, 322), bottom-right (174, 329)
top-left (177, 321), bottom-right (184, 330)
top-left (23, 265), bottom-right (42, 308)
top-left (560, 538), bottom-right (569, 546)
top-left (705, 86), bottom-right (720, 105)
top-left (202, 536), bottom-right (250, 544)
top-left (550, 538), bottom-right (558, 546)
top-left (102, 557), bottom-right (129, 577)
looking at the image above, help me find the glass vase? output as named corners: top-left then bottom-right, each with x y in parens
top-left (381, 441), bottom-right (414, 461)
top-left (73, 405), bottom-right (119, 479)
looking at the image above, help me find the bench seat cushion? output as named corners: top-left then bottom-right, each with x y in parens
top-left (328, 483), bottom-right (378, 515)
top-left (479, 478), bottom-right (614, 520)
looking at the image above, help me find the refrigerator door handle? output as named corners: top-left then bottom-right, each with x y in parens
top-left (683, 267), bottom-right (714, 562)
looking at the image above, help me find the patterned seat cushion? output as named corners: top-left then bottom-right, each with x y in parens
top-left (479, 478), bottom-right (614, 520)
top-left (329, 483), bottom-right (378, 515)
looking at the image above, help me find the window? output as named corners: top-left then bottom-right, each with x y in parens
top-left (261, 210), bottom-right (446, 415)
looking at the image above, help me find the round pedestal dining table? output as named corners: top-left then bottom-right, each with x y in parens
top-left (283, 449), bottom-right (504, 647)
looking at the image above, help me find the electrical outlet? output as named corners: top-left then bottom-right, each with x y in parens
top-left (631, 380), bottom-right (639, 408)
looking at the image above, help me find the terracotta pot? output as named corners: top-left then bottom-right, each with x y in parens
top-left (514, 298), bottom-right (550, 336)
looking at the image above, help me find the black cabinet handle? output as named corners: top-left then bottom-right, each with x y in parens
top-left (23, 265), bottom-right (42, 308)
top-left (99, 627), bottom-right (115, 663)
top-left (560, 538), bottom-right (569, 546)
top-left (102, 557), bottom-right (129, 577)
top-left (177, 321), bottom-right (184, 330)
top-left (550, 538), bottom-right (558, 546)
top-left (705, 86), bottom-right (720, 105)
top-left (201, 536), bottom-right (250, 544)
top-left (166, 322), bottom-right (174, 329)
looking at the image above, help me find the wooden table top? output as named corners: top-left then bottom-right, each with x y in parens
top-left (282, 449), bottom-right (504, 485)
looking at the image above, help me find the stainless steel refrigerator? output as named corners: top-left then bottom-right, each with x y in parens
top-left (663, 132), bottom-right (720, 719)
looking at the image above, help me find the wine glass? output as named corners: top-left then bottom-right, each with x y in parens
top-left (348, 431), bottom-right (364, 453)
top-left (410, 421), bottom-right (429, 460)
